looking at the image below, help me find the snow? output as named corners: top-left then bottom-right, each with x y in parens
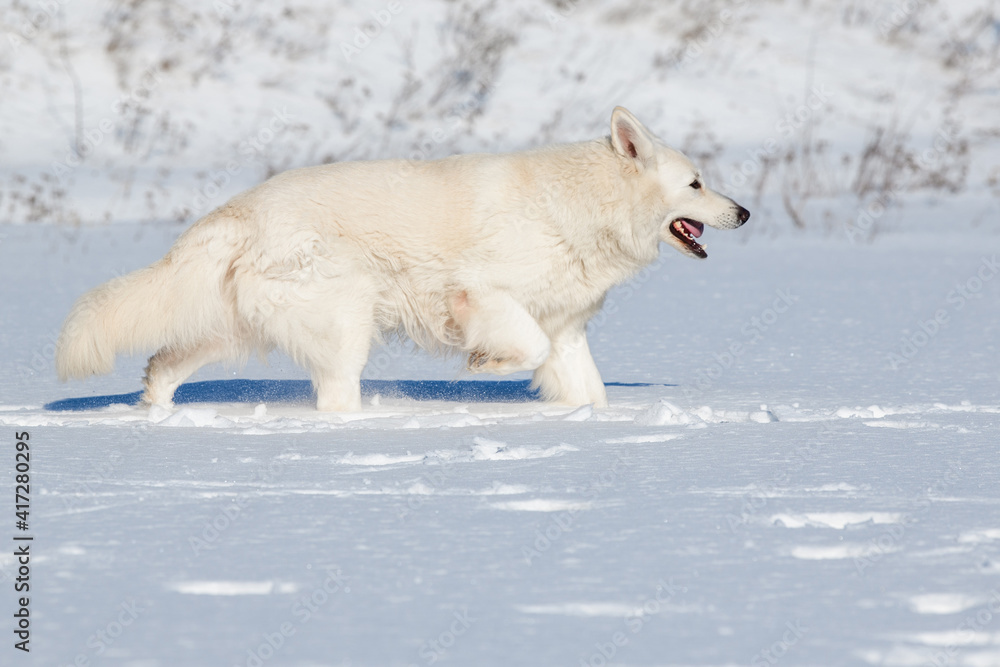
top-left (2, 0), bottom-right (1000, 665)
top-left (769, 512), bottom-right (907, 530)
top-left (2, 223), bottom-right (998, 667)
top-left (909, 594), bottom-right (987, 616)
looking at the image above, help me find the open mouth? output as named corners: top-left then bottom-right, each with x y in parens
top-left (669, 218), bottom-right (707, 258)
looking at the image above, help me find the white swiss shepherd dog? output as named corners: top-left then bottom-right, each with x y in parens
top-left (56, 107), bottom-right (749, 412)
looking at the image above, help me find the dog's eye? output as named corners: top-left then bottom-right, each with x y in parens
top-left (689, 179), bottom-right (701, 190)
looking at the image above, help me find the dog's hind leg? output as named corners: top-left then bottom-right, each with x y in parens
top-left (449, 289), bottom-right (550, 375)
top-left (308, 325), bottom-right (372, 412)
top-left (142, 339), bottom-right (234, 408)
top-left (309, 330), bottom-right (371, 413)
top-left (530, 327), bottom-right (607, 407)
top-left (274, 302), bottom-right (373, 413)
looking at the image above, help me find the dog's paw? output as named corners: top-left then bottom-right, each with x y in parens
top-left (467, 350), bottom-right (490, 370)
top-left (468, 350), bottom-right (528, 375)
top-left (140, 391), bottom-right (174, 411)
top-left (468, 350), bottom-right (509, 373)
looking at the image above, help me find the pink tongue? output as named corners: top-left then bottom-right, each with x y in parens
top-left (681, 220), bottom-right (703, 238)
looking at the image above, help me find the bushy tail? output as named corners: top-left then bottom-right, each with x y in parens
top-left (56, 241), bottom-right (230, 381)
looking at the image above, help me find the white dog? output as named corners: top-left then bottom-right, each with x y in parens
top-left (56, 107), bottom-right (748, 411)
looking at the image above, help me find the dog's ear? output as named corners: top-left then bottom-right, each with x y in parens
top-left (610, 107), bottom-right (655, 169)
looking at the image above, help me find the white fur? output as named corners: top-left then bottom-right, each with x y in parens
top-left (55, 107), bottom-right (748, 411)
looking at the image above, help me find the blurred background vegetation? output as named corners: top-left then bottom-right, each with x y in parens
top-left (1, 0), bottom-right (997, 234)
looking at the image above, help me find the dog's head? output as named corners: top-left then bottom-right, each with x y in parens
top-left (609, 106), bottom-right (749, 259)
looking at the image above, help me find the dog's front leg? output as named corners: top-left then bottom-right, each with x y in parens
top-left (448, 289), bottom-right (550, 375)
top-left (530, 327), bottom-right (608, 407)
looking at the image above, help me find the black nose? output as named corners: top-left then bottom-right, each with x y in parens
top-left (737, 206), bottom-right (750, 225)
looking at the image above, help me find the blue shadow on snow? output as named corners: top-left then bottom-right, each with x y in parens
top-left (44, 379), bottom-right (670, 412)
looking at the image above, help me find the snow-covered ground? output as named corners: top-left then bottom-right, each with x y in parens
top-left (2, 220), bottom-right (998, 666)
top-left (2, 0), bottom-right (1000, 665)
